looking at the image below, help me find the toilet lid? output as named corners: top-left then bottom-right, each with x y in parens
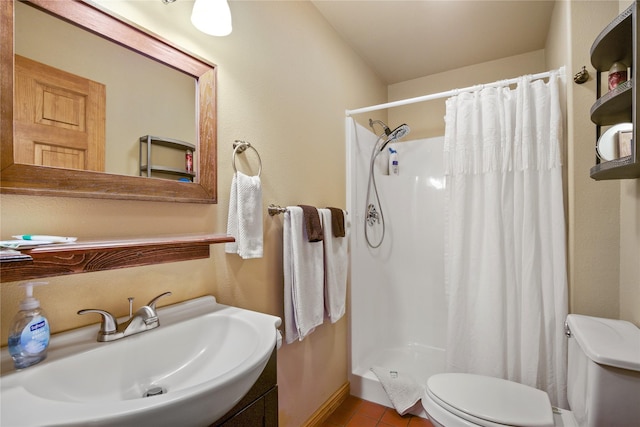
top-left (427, 373), bottom-right (554, 427)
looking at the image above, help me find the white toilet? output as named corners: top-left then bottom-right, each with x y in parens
top-left (422, 314), bottom-right (640, 427)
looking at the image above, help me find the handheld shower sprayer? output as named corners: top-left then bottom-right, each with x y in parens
top-left (364, 118), bottom-right (412, 248)
top-left (368, 119), bottom-right (411, 151)
top-left (379, 124), bottom-right (410, 151)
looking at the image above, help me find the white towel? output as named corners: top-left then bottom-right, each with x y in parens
top-left (283, 206), bottom-right (324, 343)
top-left (319, 208), bottom-right (348, 323)
top-left (370, 366), bottom-right (424, 416)
top-left (225, 171), bottom-right (263, 259)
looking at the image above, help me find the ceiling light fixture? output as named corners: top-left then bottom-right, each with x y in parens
top-left (191, 0), bottom-right (232, 37)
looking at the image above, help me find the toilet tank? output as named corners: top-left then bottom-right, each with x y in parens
top-left (565, 314), bottom-right (640, 427)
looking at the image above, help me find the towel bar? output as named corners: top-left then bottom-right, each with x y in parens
top-left (232, 140), bottom-right (262, 177)
top-left (268, 204), bottom-right (288, 216)
top-left (268, 204), bottom-right (349, 217)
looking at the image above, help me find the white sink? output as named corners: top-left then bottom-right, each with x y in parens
top-left (1, 296), bottom-right (281, 427)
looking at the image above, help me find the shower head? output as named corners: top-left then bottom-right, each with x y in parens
top-left (368, 119), bottom-right (411, 151)
top-left (379, 124), bottom-right (410, 151)
top-left (388, 123), bottom-right (410, 141)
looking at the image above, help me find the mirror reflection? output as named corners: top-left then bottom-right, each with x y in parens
top-left (2, 0), bottom-right (217, 203)
top-left (15, 1), bottom-right (197, 178)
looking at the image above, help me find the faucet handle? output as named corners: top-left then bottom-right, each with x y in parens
top-left (77, 309), bottom-right (118, 334)
top-left (147, 291), bottom-right (172, 313)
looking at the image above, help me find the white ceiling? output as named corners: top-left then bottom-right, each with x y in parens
top-left (310, 0), bottom-right (557, 84)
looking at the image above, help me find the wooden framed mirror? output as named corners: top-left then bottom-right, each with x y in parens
top-left (0, 0), bottom-right (217, 203)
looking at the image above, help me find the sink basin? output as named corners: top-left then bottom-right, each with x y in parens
top-left (1, 296), bottom-right (281, 427)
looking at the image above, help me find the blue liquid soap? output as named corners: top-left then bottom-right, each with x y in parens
top-left (8, 282), bottom-right (50, 369)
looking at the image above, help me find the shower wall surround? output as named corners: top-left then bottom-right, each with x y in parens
top-left (347, 121), bottom-right (446, 414)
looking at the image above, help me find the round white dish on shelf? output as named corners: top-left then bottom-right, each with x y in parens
top-left (597, 122), bottom-right (632, 161)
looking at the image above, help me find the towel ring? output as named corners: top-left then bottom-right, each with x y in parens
top-left (232, 140), bottom-right (262, 177)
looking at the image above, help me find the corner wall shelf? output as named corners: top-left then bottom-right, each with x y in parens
top-left (0, 234), bottom-right (234, 283)
top-left (590, 79), bottom-right (632, 125)
top-left (589, 2), bottom-right (639, 180)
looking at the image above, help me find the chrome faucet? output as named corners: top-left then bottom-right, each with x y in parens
top-left (78, 292), bottom-right (172, 342)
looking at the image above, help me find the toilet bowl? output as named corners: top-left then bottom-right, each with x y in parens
top-left (422, 315), bottom-right (640, 427)
top-left (422, 373), bottom-right (576, 427)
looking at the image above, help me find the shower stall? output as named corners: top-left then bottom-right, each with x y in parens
top-left (346, 120), bottom-right (447, 415)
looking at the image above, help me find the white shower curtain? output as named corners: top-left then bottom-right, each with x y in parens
top-left (443, 71), bottom-right (568, 408)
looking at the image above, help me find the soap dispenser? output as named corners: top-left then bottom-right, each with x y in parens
top-left (8, 282), bottom-right (50, 369)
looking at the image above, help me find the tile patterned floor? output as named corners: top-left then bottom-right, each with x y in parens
top-left (321, 396), bottom-right (435, 427)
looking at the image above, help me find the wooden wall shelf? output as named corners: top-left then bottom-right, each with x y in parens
top-left (0, 234), bottom-right (234, 283)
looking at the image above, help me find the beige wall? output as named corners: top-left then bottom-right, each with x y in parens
top-left (1, 1), bottom-right (386, 425)
top-left (617, 2), bottom-right (640, 327)
top-left (620, 180), bottom-right (640, 325)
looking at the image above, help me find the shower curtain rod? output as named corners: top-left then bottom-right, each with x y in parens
top-left (345, 67), bottom-right (565, 116)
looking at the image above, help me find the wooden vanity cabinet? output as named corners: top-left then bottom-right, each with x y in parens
top-left (209, 348), bottom-right (278, 427)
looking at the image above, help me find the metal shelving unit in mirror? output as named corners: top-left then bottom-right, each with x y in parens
top-left (139, 135), bottom-right (196, 181)
top-left (589, 2), bottom-right (640, 180)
